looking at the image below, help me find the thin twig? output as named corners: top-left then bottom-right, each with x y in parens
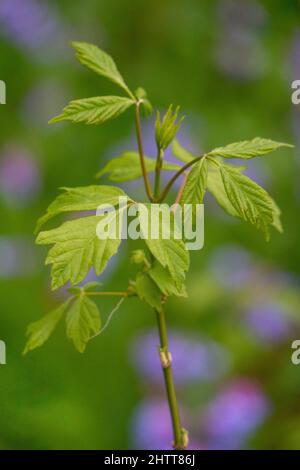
top-left (85, 291), bottom-right (129, 297)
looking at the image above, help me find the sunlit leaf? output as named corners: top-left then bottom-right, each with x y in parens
top-left (66, 296), bottom-right (101, 352)
top-left (36, 185), bottom-right (127, 233)
top-left (23, 299), bottom-right (72, 354)
top-left (135, 272), bottom-right (162, 311)
top-left (181, 158), bottom-right (208, 204)
top-left (209, 137), bottom-right (293, 160)
top-left (50, 96), bottom-right (134, 125)
top-left (37, 210), bottom-right (125, 290)
top-left (71, 41), bottom-right (133, 97)
top-left (148, 261), bottom-right (187, 297)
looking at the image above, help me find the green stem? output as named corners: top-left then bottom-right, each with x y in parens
top-left (157, 154), bottom-right (206, 202)
top-left (85, 291), bottom-right (129, 297)
top-left (173, 172), bottom-right (188, 207)
top-left (134, 104), bottom-right (187, 448)
top-left (155, 308), bottom-right (186, 449)
top-left (135, 102), bottom-right (154, 202)
top-left (154, 148), bottom-right (163, 199)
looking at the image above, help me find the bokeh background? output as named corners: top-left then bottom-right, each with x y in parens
top-left (0, 0), bottom-right (300, 450)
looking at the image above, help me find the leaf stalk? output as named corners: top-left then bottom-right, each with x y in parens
top-left (158, 154), bottom-right (206, 202)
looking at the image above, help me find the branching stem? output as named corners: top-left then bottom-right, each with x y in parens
top-left (135, 103), bottom-right (188, 449)
top-left (158, 154), bottom-right (206, 202)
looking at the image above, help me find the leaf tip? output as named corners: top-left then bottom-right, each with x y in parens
top-left (48, 115), bottom-right (64, 125)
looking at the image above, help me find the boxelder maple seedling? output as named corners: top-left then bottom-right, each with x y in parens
top-left (24, 41), bottom-right (293, 450)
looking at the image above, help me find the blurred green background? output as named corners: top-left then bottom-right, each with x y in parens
top-left (0, 0), bottom-right (300, 450)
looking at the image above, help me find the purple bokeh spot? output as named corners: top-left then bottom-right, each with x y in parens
top-left (0, 144), bottom-right (41, 206)
top-left (218, 0), bottom-right (266, 30)
top-left (21, 80), bottom-right (68, 129)
top-left (244, 302), bottom-right (292, 344)
top-left (203, 379), bottom-right (270, 449)
top-left (131, 399), bottom-right (203, 450)
top-left (208, 244), bottom-right (254, 288)
top-left (131, 400), bottom-right (173, 450)
top-left (215, 0), bottom-right (267, 81)
top-left (0, 236), bottom-right (37, 278)
top-left (288, 29), bottom-right (300, 79)
top-left (0, 0), bottom-right (63, 52)
top-left (131, 330), bottom-right (230, 386)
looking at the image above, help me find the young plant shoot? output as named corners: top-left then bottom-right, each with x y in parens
top-left (24, 42), bottom-right (293, 450)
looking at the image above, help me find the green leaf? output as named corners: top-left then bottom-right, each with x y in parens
top-left (172, 139), bottom-right (196, 163)
top-left (207, 160), bottom-right (283, 234)
top-left (155, 105), bottom-right (184, 151)
top-left (66, 295), bottom-right (101, 352)
top-left (181, 158), bottom-right (208, 204)
top-left (148, 261), bottom-right (187, 298)
top-left (208, 137), bottom-right (293, 160)
top-left (37, 211), bottom-right (124, 290)
top-left (135, 272), bottom-right (162, 311)
top-left (269, 197), bottom-right (283, 233)
top-left (138, 204), bottom-right (190, 285)
top-left (207, 163), bottom-right (239, 218)
top-left (49, 96), bottom-right (134, 125)
top-left (96, 152), bottom-right (181, 182)
top-left (218, 162), bottom-right (275, 237)
top-left (36, 185), bottom-right (127, 233)
top-left (71, 41), bottom-right (133, 97)
top-left (23, 299), bottom-right (72, 354)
